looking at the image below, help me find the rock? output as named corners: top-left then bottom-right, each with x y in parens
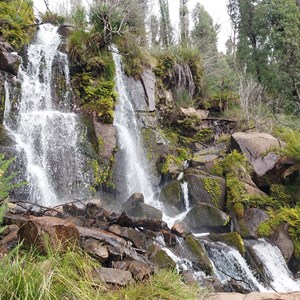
top-left (185, 234), bottom-right (213, 274)
top-left (190, 154), bottom-right (218, 168)
top-left (18, 216), bottom-right (80, 252)
top-left (231, 132), bottom-right (284, 177)
top-left (171, 221), bottom-right (191, 237)
top-left (159, 180), bottom-right (185, 215)
top-left (122, 193), bottom-right (162, 220)
top-left (270, 223), bottom-right (294, 262)
top-left (63, 203), bottom-right (85, 216)
top-left (0, 51), bottom-right (20, 76)
top-left (183, 203), bottom-right (229, 232)
top-left (125, 69), bottom-right (156, 112)
top-left (148, 244), bottom-right (176, 270)
top-left (112, 260), bottom-right (152, 280)
top-left (0, 40), bottom-right (14, 53)
top-left (93, 120), bottom-right (116, 162)
top-left (0, 224), bottom-right (19, 256)
top-left (57, 24), bottom-right (75, 38)
top-left (243, 183), bottom-right (266, 196)
top-left (180, 107), bottom-right (209, 119)
top-left (160, 229), bottom-right (177, 247)
top-left (207, 292), bottom-right (300, 300)
top-left (86, 199), bottom-right (110, 220)
top-left (184, 173), bottom-right (226, 209)
top-left (108, 224), bottom-right (147, 249)
top-left (82, 238), bottom-right (109, 262)
top-left (93, 267), bottom-right (132, 286)
top-left (241, 208), bottom-right (269, 239)
top-left (201, 277), bottom-right (223, 292)
top-left (209, 232), bottom-right (245, 255)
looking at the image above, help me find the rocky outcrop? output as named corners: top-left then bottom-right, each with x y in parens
top-left (183, 203), bottom-right (229, 232)
top-left (0, 51), bottom-right (20, 76)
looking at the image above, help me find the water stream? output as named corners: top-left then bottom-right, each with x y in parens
top-left (4, 24), bottom-right (90, 205)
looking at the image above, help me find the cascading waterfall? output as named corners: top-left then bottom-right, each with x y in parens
top-left (111, 45), bottom-right (158, 206)
top-left (4, 24), bottom-right (90, 206)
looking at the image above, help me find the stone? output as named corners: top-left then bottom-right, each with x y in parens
top-left (184, 173), bottom-right (226, 209)
top-left (63, 203), bottom-right (85, 216)
top-left (0, 224), bottom-right (19, 255)
top-left (112, 260), bottom-right (152, 280)
top-left (190, 154), bottom-right (218, 168)
top-left (57, 24), bottom-right (75, 38)
top-left (0, 40), bottom-right (14, 53)
top-left (125, 69), bottom-right (156, 112)
top-left (0, 51), bottom-right (20, 76)
top-left (206, 292), bottom-right (300, 300)
top-left (270, 223), bottom-right (294, 262)
top-left (171, 221), bottom-right (191, 237)
top-left (185, 234), bottom-right (213, 274)
top-left (243, 183), bottom-right (266, 196)
top-left (209, 232), bottom-right (245, 254)
top-left (160, 229), bottom-right (177, 247)
top-left (180, 107), bottom-right (209, 119)
top-left (148, 245), bottom-right (176, 270)
top-left (18, 216), bottom-right (80, 252)
top-left (183, 203), bottom-right (229, 232)
top-left (82, 238), bottom-right (109, 262)
top-left (86, 200), bottom-right (110, 220)
top-left (241, 208), bottom-right (269, 239)
top-left (93, 267), bottom-right (132, 286)
top-left (159, 180), bottom-right (185, 214)
top-left (251, 152), bottom-right (281, 177)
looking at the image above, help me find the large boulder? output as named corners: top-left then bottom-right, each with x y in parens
top-left (122, 193), bottom-right (163, 220)
top-left (0, 51), bottom-right (20, 76)
top-left (180, 107), bottom-right (209, 119)
top-left (184, 173), bottom-right (226, 209)
top-left (159, 180), bottom-right (185, 215)
top-left (240, 208), bottom-right (269, 239)
top-left (18, 216), bottom-right (80, 252)
top-left (270, 223), bottom-right (294, 262)
top-left (231, 132), bottom-right (284, 177)
top-left (183, 203), bottom-right (229, 232)
top-left (126, 69), bottom-right (156, 112)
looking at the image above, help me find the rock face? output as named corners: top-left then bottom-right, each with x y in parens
top-left (0, 51), bottom-right (20, 76)
top-left (184, 173), bottom-right (226, 209)
top-left (57, 24), bottom-right (75, 38)
top-left (231, 132), bottom-right (284, 176)
top-left (126, 69), bottom-right (156, 112)
top-left (122, 193), bottom-right (163, 220)
top-left (18, 216), bottom-right (80, 252)
top-left (270, 223), bottom-right (294, 262)
top-left (183, 203), bottom-right (229, 232)
top-left (241, 208), bottom-right (269, 239)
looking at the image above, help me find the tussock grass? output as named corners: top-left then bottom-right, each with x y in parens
top-left (0, 244), bottom-right (206, 300)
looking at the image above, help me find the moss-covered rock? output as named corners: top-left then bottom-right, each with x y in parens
top-left (209, 232), bottom-right (245, 255)
top-left (148, 245), bottom-right (176, 270)
top-left (185, 234), bottom-right (213, 275)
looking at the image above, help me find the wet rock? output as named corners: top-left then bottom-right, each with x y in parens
top-left (147, 244), bottom-right (176, 270)
top-left (82, 238), bottom-right (109, 262)
top-left (57, 24), bottom-right (75, 38)
top-left (185, 234), bottom-right (213, 274)
top-left (161, 229), bottom-right (177, 247)
top-left (183, 203), bottom-right (229, 232)
top-left (86, 199), bottom-right (110, 220)
top-left (201, 277), bottom-right (223, 292)
top-left (18, 216), bottom-right (80, 252)
top-left (0, 224), bottom-right (19, 256)
top-left (126, 69), bottom-right (156, 112)
top-left (93, 267), bottom-right (132, 286)
top-left (209, 232), bottom-right (245, 255)
top-left (241, 208), bottom-right (269, 239)
top-left (184, 173), bottom-right (226, 209)
top-left (270, 223), bottom-right (294, 262)
top-left (159, 180), bottom-right (185, 215)
top-left (182, 270), bottom-right (198, 285)
top-left (63, 203), bottom-right (85, 217)
top-left (171, 221), bottom-right (191, 237)
top-left (122, 193), bottom-right (162, 220)
top-left (0, 39), bottom-right (14, 53)
top-left (0, 51), bottom-right (20, 76)
top-left (108, 224), bottom-right (147, 249)
top-left (112, 260), bottom-right (152, 280)
top-left (190, 154), bottom-right (218, 168)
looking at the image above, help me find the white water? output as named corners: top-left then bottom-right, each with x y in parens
top-left (111, 45), bottom-right (159, 207)
top-left (253, 239), bottom-right (300, 292)
top-left (4, 24), bottom-right (89, 205)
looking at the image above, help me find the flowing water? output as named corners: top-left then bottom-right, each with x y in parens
top-left (4, 24), bottom-right (90, 206)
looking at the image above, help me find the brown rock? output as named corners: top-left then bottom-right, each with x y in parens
top-left (82, 238), bottom-right (109, 262)
top-left (161, 229), bottom-right (177, 247)
top-left (270, 223), bottom-right (294, 262)
top-left (171, 221), bottom-right (190, 237)
top-left (18, 216), bottom-right (80, 252)
top-left (0, 51), bottom-right (20, 75)
top-left (113, 260), bottom-right (152, 280)
top-left (0, 224), bottom-right (19, 255)
top-left (93, 267), bottom-right (132, 286)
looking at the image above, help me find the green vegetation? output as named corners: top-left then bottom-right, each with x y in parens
top-left (201, 177), bottom-right (222, 209)
top-left (0, 245), bottom-right (203, 300)
top-left (209, 232), bottom-right (245, 254)
top-left (0, 0), bottom-right (35, 49)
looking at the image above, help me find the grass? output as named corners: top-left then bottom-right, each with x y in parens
top-left (0, 244), bottom-right (206, 300)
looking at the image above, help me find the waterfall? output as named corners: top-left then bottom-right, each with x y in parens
top-left (111, 45), bottom-right (157, 206)
top-left (4, 24), bottom-right (90, 206)
top-left (252, 239), bottom-right (300, 292)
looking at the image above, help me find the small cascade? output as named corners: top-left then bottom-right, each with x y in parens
top-left (181, 181), bottom-right (190, 211)
top-left (203, 240), bottom-right (268, 292)
top-left (4, 24), bottom-right (90, 205)
top-left (252, 239), bottom-right (300, 292)
top-left (111, 45), bottom-right (158, 207)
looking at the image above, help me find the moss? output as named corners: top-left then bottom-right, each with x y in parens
top-left (150, 249), bottom-right (176, 270)
top-left (200, 177), bottom-right (222, 209)
top-left (194, 128), bottom-right (214, 143)
top-left (209, 232), bottom-right (245, 255)
top-left (161, 155), bottom-right (182, 175)
top-left (233, 202), bottom-right (245, 219)
top-left (238, 219), bottom-right (250, 238)
top-left (185, 234), bottom-right (213, 275)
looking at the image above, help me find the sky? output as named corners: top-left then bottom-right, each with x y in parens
top-left (33, 0), bottom-right (231, 52)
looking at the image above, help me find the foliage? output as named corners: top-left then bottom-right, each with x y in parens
top-left (158, 0), bottom-right (173, 48)
top-left (201, 177), bottom-right (222, 209)
top-left (0, 0), bottom-right (35, 49)
top-left (0, 245), bottom-right (204, 300)
top-left (40, 11), bottom-right (65, 25)
top-left (194, 128), bottom-right (214, 143)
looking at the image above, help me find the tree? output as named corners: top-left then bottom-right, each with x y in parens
top-left (158, 0), bottom-right (173, 48)
top-left (179, 0), bottom-right (189, 46)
